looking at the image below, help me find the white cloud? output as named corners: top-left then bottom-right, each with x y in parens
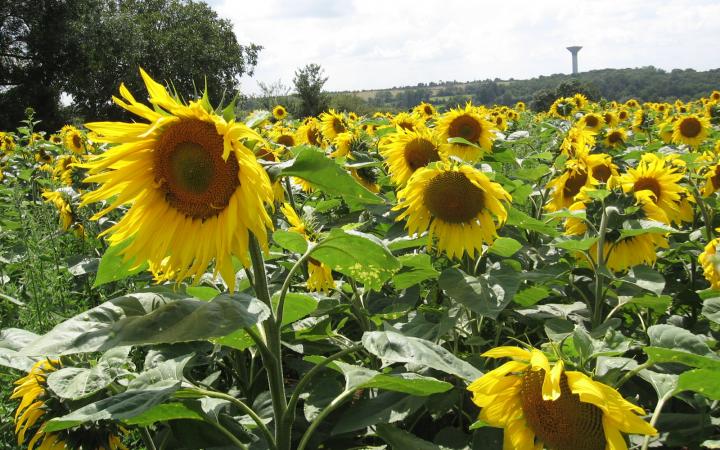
top-left (211, 0), bottom-right (720, 95)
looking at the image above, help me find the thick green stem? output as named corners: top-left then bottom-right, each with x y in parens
top-left (248, 234), bottom-right (289, 450)
top-left (140, 426), bottom-right (157, 450)
top-left (192, 388), bottom-right (276, 450)
top-left (592, 205), bottom-right (611, 329)
top-left (297, 390), bottom-right (356, 450)
top-left (276, 248), bottom-right (312, 325)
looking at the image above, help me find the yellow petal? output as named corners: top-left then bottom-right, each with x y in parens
top-left (481, 346), bottom-right (532, 361)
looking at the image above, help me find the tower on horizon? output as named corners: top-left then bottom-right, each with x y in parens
top-left (567, 46), bottom-right (582, 75)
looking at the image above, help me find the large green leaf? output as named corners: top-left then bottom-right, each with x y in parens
top-left (644, 347), bottom-right (720, 370)
top-left (703, 297), bottom-right (720, 325)
top-left (623, 266), bottom-right (666, 295)
top-left (647, 324), bottom-right (713, 356)
top-left (311, 229), bottom-right (401, 290)
top-left (43, 380), bottom-right (181, 432)
top-left (21, 292), bottom-right (270, 356)
top-left (488, 237), bottom-right (523, 257)
top-left (392, 254), bottom-right (439, 289)
top-left (122, 401), bottom-right (204, 426)
top-left (0, 328), bottom-right (40, 371)
top-left (279, 146), bottom-right (383, 204)
top-left (93, 240), bottom-right (148, 287)
top-left (677, 369), bottom-right (720, 400)
top-left (273, 230), bottom-right (308, 254)
top-left (332, 391), bottom-right (426, 434)
top-left (47, 347), bottom-right (132, 400)
top-left (375, 423), bottom-right (442, 450)
top-left (362, 330), bottom-right (482, 381)
top-left (439, 265), bottom-right (520, 319)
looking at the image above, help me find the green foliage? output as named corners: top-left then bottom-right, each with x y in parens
top-left (293, 63), bottom-right (329, 117)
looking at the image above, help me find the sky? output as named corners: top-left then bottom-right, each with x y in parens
top-left (208, 0), bottom-right (720, 95)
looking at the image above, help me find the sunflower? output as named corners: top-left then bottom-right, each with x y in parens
top-left (391, 111), bottom-right (425, 132)
top-left (631, 109), bottom-right (651, 133)
top-left (584, 153), bottom-right (618, 183)
top-left (296, 118), bottom-right (324, 147)
top-left (700, 236), bottom-right (720, 289)
top-left (0, 131), bottom-right (16, 154)
top-left (11, 359), bottom-right (70, 450)
top-left (625, 99), bottom-right (640, 109)
top-left (602, 111), bottom-right (619, 127)
top-left (515, 101), bottom-right (526, 112)
top-left (616, 108), bottom-right (630, 122)
top-left (394, 161), bottom-right (511, 259)
top-left (380, 127), bottom-right (442, 185)
top-left (80, 69), bottom-right (273, 290)
top-left (603, 128), bottom-right (627, 149)
top-left (350, 166), bottom-right (380, 193)
top-left (612, 153), bottom-right (688, 225)
top-left (414, 101), bottom-right (437, 118)
top-left (672, 114), bottom-right (710, 148)
top-left (468, 346), bottom-right (656, 450)
top-left (593, 233), bottom-right (669, 272)
top-left (702, 163), bottom-right (720, 196)
top-left (280, 203), bottom-right (335, 293)
top-left (712, 91), bottom-right (720, 102)
top-left (573, 93), bottom-right (589, 109)
top-left (550, 97), bottom-right (574, 119)
top-left (319, 109), bottom-right (347, 141)
top-left (42, 191), bottom-right (74, 231)
top-left (63, 127), bottom-right (85, 154)
top-left (272, 105), bottom-right (288, 120)
top-left (49, 134), bottom-right (63, 145)
top-left (545, 160), bottom-right (597, 212)
top-left (580, 113), bottom-right (603, 132)
top-left (329, 132), bottom-right (355, 158)
top-left (493, 114), bottom-right (508, 131)
top-left (270, 127), bottom-right (296, 148)
top-left (559, 126), bottom-right (594, 159)
top-left (436, 103), bottom-right (495, 162)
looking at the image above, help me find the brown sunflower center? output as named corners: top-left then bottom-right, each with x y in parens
top-left (584, 115), bottom-right (599, 128)
top-left (72, 134), bottom-right (82, 149)
top-left (679, 117), bottom-right (702, 138)
top-left (277, 134), bottom-right (295, 147)
top-left (424, 105), bottom-right (433, 115)
top-left (332, 117), bottom-right (346, 134)
top-left (154, 119), bottom-right (240, 220)
top-left (520, 370), bottom-right (606, 450)
top-left (607, 131), bottom-right (623, 144)
top-left (424, 171), bottom-right (484, 223)
top-left (397, 121), bottom-right (415, 131)
top-left (712, 166), bottom-right (720, 190)
top-left (563, 169), bottom-right (588, 199)
top-left (307, 128), bottom-right (322, 146)
top-left (449, 115), bottom-right (482, 142)
top-left (634, 177), bottom-right (662, 201)
top-left (619, 111), bottom-right (628, 120)
top-left (404, 138), bottom-right (440, 171)
top-left (591, 164), bottom-right (612, 183)
top-left (603, 113), bottom-right (613, 124)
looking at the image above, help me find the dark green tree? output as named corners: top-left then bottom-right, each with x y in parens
top-left (293, 63), bottom-right (328, 118)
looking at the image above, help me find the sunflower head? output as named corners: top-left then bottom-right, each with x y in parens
top-left (602, 111), bottom-right (618, 127)
top-left (414, 101), bottom-right (437, 118)
top-left (81, 68), bottom-right (273, 290)
top-left (545, 160), bottom-right (596, 212)
top-left (319, 109), bottom-right (347, 141)
top-left (603, 128), bottom-right (627, 149)
top-left (272, 105), bottom-right (288, 120)
top-left (515, 101), bottom-right (526, 112)
top-left (580, 113), bottom-right (603, 132)
top-left (672, 114), bottom-right (710, 148)
top-left (62, 127), bottom-right (86, 154)
top-left (550, 97), bottom-right (574, 118)
top-left (394, 161), bottom-right (511, 259)
top-left (380, 127), bottom-right (443, 185)
top-left (436, 103), bottom-right (496, 162)
top-left (700, 236), bottom-right (720, 289)
top-left (468, 346), bottom-right (657, 450)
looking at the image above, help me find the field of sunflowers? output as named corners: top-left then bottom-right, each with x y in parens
top-left (1, 69), bottom-right (720, 450)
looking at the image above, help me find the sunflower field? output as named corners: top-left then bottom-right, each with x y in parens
top-left (1, 70), bottom-right (720, 450)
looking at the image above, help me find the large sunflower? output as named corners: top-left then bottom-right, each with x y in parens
top-left (63, 127), bottom-right (85, 155)
top-left (594, 233), bottom-right (669, 272)
top-left (611, 153), bottom-right (688, 225)
top-left (436, 103), bottom-right (495, 162)
top-left (81, 69), bottom-right (273, 290)
top-left (394, 161), bottom-right (511, 259)
top-left (380, 127), bottom-right (442, 185)
top-left (319, 109), bottom-right (347, 141)
top-left (296, 118), bottom-right (324, 147)
top-left (672, 114), bottom-right (710, 148)
top-left (467, 346), bottom-right (657, 450)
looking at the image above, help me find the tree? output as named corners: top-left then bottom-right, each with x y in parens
top-left (293, 63), bottom-right (328, 118)
top-left (0, 0), bottom-right (262, 130)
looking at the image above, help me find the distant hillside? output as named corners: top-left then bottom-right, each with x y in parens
top-left (332, 66), bottom-right (720, 112)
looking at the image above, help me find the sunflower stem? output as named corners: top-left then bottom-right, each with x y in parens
top-left (689, 179), bottom-right (713, 241)
top-left (297, 389), bottom-right (357, 450)
top-left (592, 205), bottom-right (612, 329)
top-left (140, 426), bottom-right (157, 450)
top-left (248, 233), bottom-right (289, 450)
top-left (641, 389), bottom-right (675, 450)
top-left (276, 248), bottom-right (313, 326)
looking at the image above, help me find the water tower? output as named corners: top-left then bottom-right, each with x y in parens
top-left (567, 46), bottom-right (582, 74)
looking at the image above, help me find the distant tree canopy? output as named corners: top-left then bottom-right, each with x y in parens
top-left (358, 66), bottom-right (720, 112)
top-left (293, 63), bottom-right (328, 118)
top-left (0, 0), bottom-right (261, 130)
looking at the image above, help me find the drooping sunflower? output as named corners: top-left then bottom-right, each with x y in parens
top-left (296, 118), bottom-right (324, 147)
top-left (545, 160), bottom-right (597, 212)
top-left (436, 103), bottom-right (496, 162)
top-left (702, 163), bottom-right (720, 196)
top-left (394, 161), bottom-right (511, 259)
top-left (350, 166), bottom-right (381, 193)
top-left (700, 235), bottom-right (720, 289)
top-left (280, 203), bottom-right (335, 293)
top-left (594, 233), bottom-right (669, 272)
top-left (672, 114), bottom-right (710, 148)
top-left (42, 190), bottom-right (74, 231)
top-left (380, 127), bottom-right (442, 185)
top-left (272, 105), bottom-right (288, 120)
top-left (81, 69), bottom-right (273, 290)
top-left (603, 128), bottom-right (627, 149)
top-left (631, 109), bottom-right (651, 133)
top-left (611, 153), bottom-right (689, 225)
top-left (319, 109), bottom-right (347, 141)
top-left (560, 126), bottom-right (594, 159)
top-left (329, 132), bottom-right (355, 159)
top-left (468, 346), bottom-right (657, 450)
